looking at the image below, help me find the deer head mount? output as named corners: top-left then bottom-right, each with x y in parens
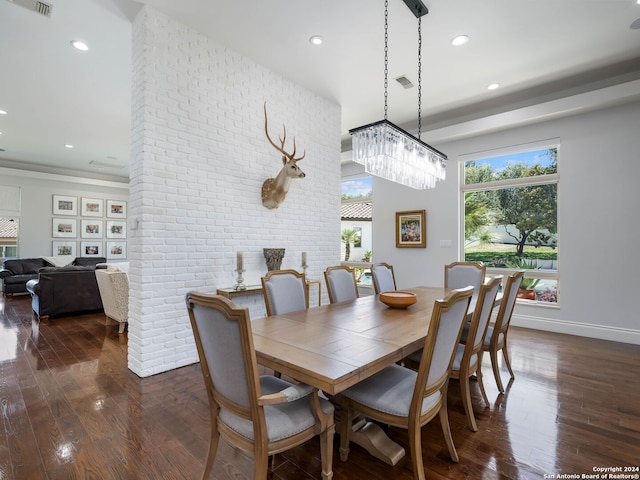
top-left (261, 103), bottom-right (306, 209)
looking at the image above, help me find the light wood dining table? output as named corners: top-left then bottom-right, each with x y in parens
top-left (251, 285), bottom-right (499, 466)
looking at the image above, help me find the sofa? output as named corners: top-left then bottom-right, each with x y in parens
top-left (1, 256), bottom-right (106, 296)
top-left (0, 257), bottom-right (54, 295)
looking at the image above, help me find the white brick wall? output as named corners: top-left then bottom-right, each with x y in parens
top-left (129, 7), bottom-right (342, 377)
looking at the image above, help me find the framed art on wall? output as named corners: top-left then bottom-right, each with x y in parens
top-left (81, 197), bottom-right (104, 217)
top-left (52, 241), bottom-right (76, 257)
top-left (106, 241), bottom-right (126, 259)
top-left (53, 195), bottom-right (77, 216)
top-left (106, 220), bottom-right (126, 239)
top-left (52, 218), bottom-right (77, 238)
top-left (106, 200), bottom-right (127, 219)
top-left (80, 241), bottom-right (103, 257)
top-left (81, 220), bottom-right (103, 239)
top-left (396, 210), bottom-right (426, 248)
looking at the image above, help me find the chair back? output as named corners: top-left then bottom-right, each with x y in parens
top-left (415, 286), bottom-right (473, 397)
top-left (261, 269), bottom-right (309, 316)
top-left (467, 276), bottom-right (503, 355)
top-left (491, 270), bottom-right (524, 339)
top-left (185, 293), bottom-right (260, 421)
top-left (324, 265), bottom-right (359, 303)
top-left (371, 262), bottom-right (397, 294)
top-left (444, 261), bottom-right (486, 292)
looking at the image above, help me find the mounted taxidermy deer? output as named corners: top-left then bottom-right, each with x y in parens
top-left (261, 103), bottom-right (306, 209)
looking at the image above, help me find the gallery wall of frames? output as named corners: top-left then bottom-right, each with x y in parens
top-left (51, 195), bottom-right (127, 260)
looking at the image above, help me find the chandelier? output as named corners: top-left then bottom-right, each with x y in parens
top-left (349, 0), bottom-right (447, 190)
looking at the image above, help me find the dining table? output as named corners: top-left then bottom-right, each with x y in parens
top-left (252, 285), bottom-right (489, 466)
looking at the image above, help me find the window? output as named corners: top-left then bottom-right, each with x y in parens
top-left (461, 142), bottom-right (559, 304)
top-left (0, 218), bottom-right (19, 260)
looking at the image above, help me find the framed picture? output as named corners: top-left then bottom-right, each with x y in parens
top-left (81, 220), bottom-right (103, 239)
top-left (81, 197), bottom-right (104, 217)
top-left (106, 220), bottom-right (126, 239)
top-left (106, 241), bottom-right (126, 260)
top-left (396, 210), bottom-right (426, 248)
top-left (52, 218), bottom-right (77, 238)
top-left (106, 200), bottom-right (127, 219)
top-left (52, 241), bottom-right (76, 257)
top-left (80, 241), bottom-right (103, 257)
top-left (53, 195), bottom-right (77, 216)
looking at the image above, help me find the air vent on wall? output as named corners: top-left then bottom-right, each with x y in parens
top-left (89, 160), bottom-right (126, 170)
top-left (6, 0), bottom-right (53, 18)
top-left (395, 75), bottom-right (414, 89)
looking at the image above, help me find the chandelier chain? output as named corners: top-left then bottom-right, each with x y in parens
top-left (417, 16), bottom-right (422, 139)
top-left (384, 0), bottom-right (389, 120)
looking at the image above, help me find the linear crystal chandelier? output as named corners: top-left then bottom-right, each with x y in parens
top-left (350, 0), bottom-right (447, 190)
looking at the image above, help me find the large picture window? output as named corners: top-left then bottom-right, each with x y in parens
top-left (461, 141), bottom-right (559, 304)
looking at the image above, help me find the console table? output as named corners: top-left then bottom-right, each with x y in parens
top-left (217, 280), bottom-right (322, 306)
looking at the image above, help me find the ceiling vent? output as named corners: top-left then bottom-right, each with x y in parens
top-left (89, 160), bottom-right (126, 170)
top-left (395, 75), bottom-right (414, 89)
top-left (6, 0), bottom-right (53, 18)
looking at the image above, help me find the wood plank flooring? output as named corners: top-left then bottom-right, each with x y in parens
top-left (1, 294), bottom-right (639, 479)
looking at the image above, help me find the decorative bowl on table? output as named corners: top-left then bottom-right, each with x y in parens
top-left (379, 291), bottom-right (417, 309)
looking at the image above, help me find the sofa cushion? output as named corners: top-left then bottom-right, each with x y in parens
top-left (72, 256), bottom-right (107, 267)
top-left (3, 258), bottom-right (51, 275)
top-left (4, 273), bottom-right (39, 285)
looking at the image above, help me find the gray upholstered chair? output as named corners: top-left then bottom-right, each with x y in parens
top-left (371, 262), bottom-right (396, 294)
top-left (335, 286), bottom-right (474, 480)
top-left (483, 270), bottom-right (524, 393)
top-left (185, 292), bottom-right (335, 480)
top-left (261, 269), bottom-right (309, 316)
top-left (450, 275), bottom-right (503, 431)
top-left (444, 261), bottom-right (486, 293)
top-left (324, 265), bottom-right (359, 304)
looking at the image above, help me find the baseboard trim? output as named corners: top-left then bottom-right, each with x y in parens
top-left (511, 313), bottom-right (640, 345)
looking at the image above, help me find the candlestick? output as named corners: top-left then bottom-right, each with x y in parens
top-left (301, 251), bottom-right (307, 267)
top-left (236, 251), bottom-right (243, 272)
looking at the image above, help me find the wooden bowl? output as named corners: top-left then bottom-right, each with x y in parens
top-left (379, 291), bottom-right (417, 309)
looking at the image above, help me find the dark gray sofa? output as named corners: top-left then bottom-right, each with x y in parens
top-left (26, 262), bottom-right (106, 321)
top-left (0, 257), bottom-right (53, 295)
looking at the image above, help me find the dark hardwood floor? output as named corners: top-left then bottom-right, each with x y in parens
top-left (1, 293), bottom-right (639, 479)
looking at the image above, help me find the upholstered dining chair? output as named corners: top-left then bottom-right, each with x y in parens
top-left (482, 270), bottom-right (524, 393)
top-left (444, 261), bottom-right (486, 293)
top-left (324, 265), bottom-right (359, 304)
top-left (371, 262), bottom-right (397, 294)
top-left (261, 269), bottom-right (309, 316)
top-left (450, 275), bottom-right (503, 431)
top-left (185, 292), bottom-right (335, 480)
top-left (335, 286), bottom-right (474, 480)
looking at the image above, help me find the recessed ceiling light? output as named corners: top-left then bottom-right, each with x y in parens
top-left (0, 110), bottom-right (7, 115)
top-left (451, 35), bottom-right (469, 46)
top-left (65, 144), bottom-right (74, 148)
top-left (309, 35), bottom-right (323, 46)
top-left (71, 40), bottom-right (89, 51)
top-left (487, 83), bottom-right (500, 90)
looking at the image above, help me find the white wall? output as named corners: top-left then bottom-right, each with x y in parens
top-left (372, 100), bottom-right (640, 344)
top-left (0, 168), bottom-right (128, 258)
top-left (129, 7), bottom-right (342, 377)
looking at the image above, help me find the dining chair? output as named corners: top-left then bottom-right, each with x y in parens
top-left (261, 269), bottom-right (309, 316)
top-left (185, 292), bottom-right (335, 480)
top-left (371, 262), bottom-right (397, 294)
top-left (483, 270), bottom-right (524, 393)
top-left (444, 261), bottom-right (486, 293)
top-left (335, 286), bottom-right (474, 480)
top-left (450, 275), bottom-right (503, 431)
top-left (324, 265), bottom-right (359, 304)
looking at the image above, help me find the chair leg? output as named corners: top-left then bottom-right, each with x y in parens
top-left (338, 406), bottom-right (353, 462)
top-left (202, 427), bottom-right (220, 480)
top-left (407, 421), bottom-right (426, 480)
top-left (118, 321), bottom-right (126, 334)
top-left (254, 448), bottom-right (269, 480)
top-left (460, 373), bottom-right (478, 432)
top-left (476, 353), bottom-right (490, 408)
top-left (320, 419), bottom-right (335, 480)
top-left (490, 348), bottom-right (505, 394)
top-left (502, 344), bottom-right (515, 380)
top-left (438, 395), bottom-right (459, 463)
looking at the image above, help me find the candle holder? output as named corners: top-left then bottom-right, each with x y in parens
top-left (301, 264), bottom-right (308, 282)
top-left (234, 268), bottom-right (247, 291)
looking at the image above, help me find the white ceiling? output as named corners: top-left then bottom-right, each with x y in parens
top-left (1, 0), bottom-right (639, 181)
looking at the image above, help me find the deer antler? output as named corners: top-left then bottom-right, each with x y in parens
top-left (264, 102), bottom-right (305, 162)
